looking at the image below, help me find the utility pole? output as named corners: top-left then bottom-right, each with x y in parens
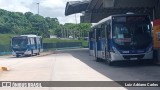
top-left (36, 3), bottom-right (40, 36)
top-left (37, 3), bottom-right (40, 15)
top-left (75, 14), bottom-right (78, 39)
top-left (75, 14), bottom-right (77, 24)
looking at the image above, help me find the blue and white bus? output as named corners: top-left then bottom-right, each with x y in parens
top-left (89, 14), bottom-right (153, 65)
top-left (11, 35), bottom-right (43, 57)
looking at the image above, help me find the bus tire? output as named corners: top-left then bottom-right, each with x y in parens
top-left (37, 49), bottom-right (40, 55)
top-left (31, 50), bottom-right (33, 56)
top-left (107, 59), bottom-right (114, 66)
top-left (96, 57), bottom-right (101, 62)
top-left (107, 52), bottom-right (115, 65)
top-left (16, 55), bottom-right (20, 58)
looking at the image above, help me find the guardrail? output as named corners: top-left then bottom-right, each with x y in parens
top-left (0, 42), bottom-right (82, 55)
top-left (43, 42), bottom-right (82, 49)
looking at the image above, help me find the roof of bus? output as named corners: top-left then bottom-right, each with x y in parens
top-left (13, 35), bottom-right (41, 38)
top-left (91, 14), bottom-right (148, 28)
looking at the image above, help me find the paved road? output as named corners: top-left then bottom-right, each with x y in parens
top-left (0, 49), bottom-right (160, 90)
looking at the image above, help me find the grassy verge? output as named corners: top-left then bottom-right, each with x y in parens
top-left (0, 34), bottom-right (88, 56)
top-left (0, 34), bottom-right (16, 45)
top-left (43, 38), bottom-right (80, 43)
top-left (0, 34), bottom-right (88, 48)
top-left (43, 38), bottom-right (88, 48)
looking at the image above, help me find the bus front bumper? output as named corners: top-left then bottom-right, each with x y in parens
top-left (12, 50), bottom-right (31, 56)
top-left (110, 51), bottom-right (153, 61)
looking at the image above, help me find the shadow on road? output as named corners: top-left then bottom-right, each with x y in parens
top-left (60, 49), bottom-right (160, 90)
top-left (63, 49), bottom-right (156, 67)
top-left (8, 54), bottom-right (38, 59)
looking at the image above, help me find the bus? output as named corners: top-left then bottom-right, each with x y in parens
top-left (11, 35), bottom-right (43, 57)
top-left (89, 13), bottom-right (153, 65)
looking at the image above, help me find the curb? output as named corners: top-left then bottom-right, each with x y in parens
top-left (0, 67), bottom-right (8, 71)
top-left (37, 51), bottom-right (56, 57)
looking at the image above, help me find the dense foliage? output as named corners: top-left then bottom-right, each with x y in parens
top-left (0, 9), bottom-right (91, 38)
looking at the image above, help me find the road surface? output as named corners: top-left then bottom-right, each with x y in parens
top-left (0, 49), bottom-right (160, 90)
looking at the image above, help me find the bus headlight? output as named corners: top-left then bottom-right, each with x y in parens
top-left (112, 47), bottom-right (120, 54)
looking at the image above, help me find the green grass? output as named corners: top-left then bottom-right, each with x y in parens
top-left (43, 38), bottom-right (88, 47)
top-left (0, 34), bottom-right (16, 45)
top-left (79, 38), bottom-right (89, 48)
top-left (43, 38), bottom-right (80, 43)
top-left (0, 34), bottom-right (16, 53)
top-left (0, 34), bottom-right (88, 55)
top-left (0, 34), bottom-right (88, 47)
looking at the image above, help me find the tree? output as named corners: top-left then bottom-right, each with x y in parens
top-left (0, 9), bottom-right (91, 38)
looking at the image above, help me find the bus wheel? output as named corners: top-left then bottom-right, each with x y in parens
top-left (16, 55), bottom-right (20, 58)
top-left (96, 57), bottom-right (102, 62)
top-left (31, 50), bottom-right (33, 56)
top-left (37, 49), bottom-right (40, 55)
top-left (107, 59), bottom-right (114, 66)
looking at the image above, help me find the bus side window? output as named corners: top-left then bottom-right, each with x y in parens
top-left (28, 38), bottom-right (30, 45)
top-left (29, 38), bottom-right (31, 45)
top-left (93, 29), bottom-right (96, 40)
top-left (107, 24), bottom-right (111, 39)
top-left (30, 38), bottom-right (35, 45)
top-left (106, 24), bottom-right (111, 51)
top-left (37, 38), bottom-right (39, 45)
top-left (96, 28), bottom-right (101, 41)
top-left (89, 31), bottom-right (93, 41)
top-left (100, 26), bottom-right (104, 39)
top-left (101, 25), bottom-right (105, 38)
top-left (34, 37), bottom-right (38, 49)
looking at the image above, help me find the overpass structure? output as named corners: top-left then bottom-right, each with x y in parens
top-left (65, 0), bottom-right (160, 23)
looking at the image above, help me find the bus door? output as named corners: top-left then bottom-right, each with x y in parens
top-left (30, 37), bottom-right (36, 51)
top-left (89, 31), bottom-right (94, 55)
top-left (92, 29), bottom-right (96, 57)
top-left (34, 37), bottom-right (38, 50)
top-left (40, 38), bottom-right (43, 51)
top-left (96, 28), bottom-right (101, 58)
top-left (105, 24), bottom-right (111, 59)
top-left (100, 25), bottom-right (106, 59)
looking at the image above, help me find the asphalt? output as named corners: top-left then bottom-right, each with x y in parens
top-left (0, 49), bottom-right (160, 90)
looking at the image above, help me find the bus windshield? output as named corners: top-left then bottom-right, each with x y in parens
top-left (12, 37), bottom-right (28, 48)
top-left (112, 22), bottom-right (152, 50)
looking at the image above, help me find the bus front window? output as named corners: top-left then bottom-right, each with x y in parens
top-left (12, 37), bottom-right (28, 48)
top-left (113, 23), bottom-right (152, 50)
top-left (113, 24), bottom-right (131, 47)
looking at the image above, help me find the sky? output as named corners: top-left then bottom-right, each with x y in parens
top-left (0, 0), bottom-right (83, 24)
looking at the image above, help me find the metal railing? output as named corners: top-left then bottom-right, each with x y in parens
top-left (0, 42), bottom-right (82, 55)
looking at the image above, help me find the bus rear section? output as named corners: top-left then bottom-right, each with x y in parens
top-left (11, 35), bottom-right (43, 57)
